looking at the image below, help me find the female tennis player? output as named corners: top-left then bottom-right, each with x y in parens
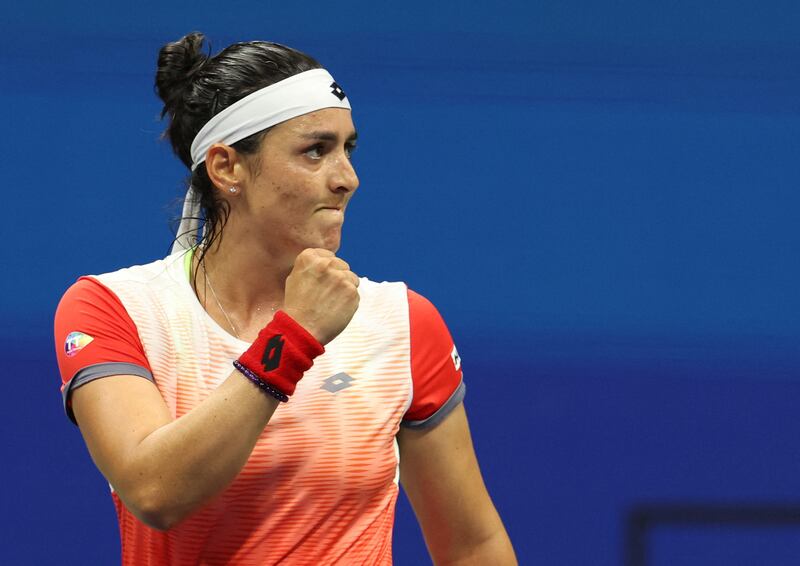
top-left (54, 32), bottom-right (516, 565)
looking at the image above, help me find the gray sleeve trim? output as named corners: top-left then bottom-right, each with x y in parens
top-left (63, 362), bottom-right (154, 425)
top-left (401, 380), bottom-right (466, 430)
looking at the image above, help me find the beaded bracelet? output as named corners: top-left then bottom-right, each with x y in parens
top-left (233, 360), bottom-right (289, 403)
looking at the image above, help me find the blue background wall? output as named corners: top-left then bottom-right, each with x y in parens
top-left (2, 1), bottom-right (799, 564)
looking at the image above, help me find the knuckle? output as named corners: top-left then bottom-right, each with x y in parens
top-left (295, 250), bottom-right (316, 268)
top-left (310, 257), bottom-right (328, 272)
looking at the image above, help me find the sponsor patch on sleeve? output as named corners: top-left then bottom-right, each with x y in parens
top-left (65, 331), bottom-right (94, 357)
top-left (450, 344), bottom-right (461, 372)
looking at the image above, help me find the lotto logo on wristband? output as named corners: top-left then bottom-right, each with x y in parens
top-left (262, 334), bottom-right (285, 371)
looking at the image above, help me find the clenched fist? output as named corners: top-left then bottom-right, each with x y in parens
top-left (282, 249), bottom-right (360, 345)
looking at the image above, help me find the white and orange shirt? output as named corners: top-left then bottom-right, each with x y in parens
top-left (54, 251), bottom-right (465, 566)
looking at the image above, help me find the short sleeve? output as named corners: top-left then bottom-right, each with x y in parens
top-left (401, 289), bottom-right (465, 429)
top-left (54, 277), bottom-right (154, 424)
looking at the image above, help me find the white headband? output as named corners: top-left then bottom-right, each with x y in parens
top-left (172, 68), bottom-right (351, 254)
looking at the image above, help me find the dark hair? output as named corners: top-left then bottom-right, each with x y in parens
top-left (155, 32), bottom-right (321, 259)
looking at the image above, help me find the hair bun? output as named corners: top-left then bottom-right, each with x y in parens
top-left (155, 32), bottom-right (209, 116)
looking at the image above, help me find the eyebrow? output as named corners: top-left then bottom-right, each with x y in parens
top-left (300, 130), bottom-right (358, 143)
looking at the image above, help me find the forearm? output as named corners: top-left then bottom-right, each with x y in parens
top-left (108, 371), bottom-right (279, 529)
top-left (422, 503), bottom-right (516, 566)
top-left (434, 528), bottom-right (517, 566)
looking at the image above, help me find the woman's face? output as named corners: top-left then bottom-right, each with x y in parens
top-left (238, 108), bottom-right (359, 257)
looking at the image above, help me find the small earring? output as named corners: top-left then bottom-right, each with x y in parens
top-left (228, 186), bottom-right (238, 194)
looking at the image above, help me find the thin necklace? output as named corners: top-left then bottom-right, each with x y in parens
top-left (201, 262), bottom-right (241, 339)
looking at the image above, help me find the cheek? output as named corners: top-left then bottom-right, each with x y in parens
top-left (253, 163), bottom-right (323, 227)
top-left (265, 184), bottom-right (316, 233)
top-left (263, 183), bottom-right (303, 211)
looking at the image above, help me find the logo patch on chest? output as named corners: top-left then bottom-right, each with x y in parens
top-left (321, 372), bottom-right (354, 393)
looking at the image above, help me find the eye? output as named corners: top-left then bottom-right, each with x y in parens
top-left (345, 142), bottom-right (357, 159)
top-left (304, 144), bottom-right (324, 160)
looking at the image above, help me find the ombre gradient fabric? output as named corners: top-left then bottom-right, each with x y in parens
top-left (54, 251), bottom-right (465, 565)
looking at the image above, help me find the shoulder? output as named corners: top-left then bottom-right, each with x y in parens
top-left (355, 278), bottom-right (444, 308)
top-left (91, 252), bottom-right (187, 291)
top-left (406, 288), bottom-right (449, 331)
top-left (351, 277), bottom-right (409, 327)
top-left (56, 252), bottom-right (189, 331)
top-left (57, 252), bottom-right (186, 301)
top-left (54, 254), bottom-right (183, 353)
top-left (54, 252), bottom-right (189, 373)
top-left (356, 277), bottom-right (408, 303)
top-left (353, 278), bottom-right (453, 333)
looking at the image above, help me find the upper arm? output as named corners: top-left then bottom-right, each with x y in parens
top-left (54, 278), bottom-right (172, 489)
top-left (399, 404), bottom-right (493, 536)
top-left (398, 404), bottom-right (515, 565)
top-left (71, 374), bottom-right (172, 492)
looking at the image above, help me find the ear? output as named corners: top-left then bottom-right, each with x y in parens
top-left (205, 143), bottom-right (246, 194)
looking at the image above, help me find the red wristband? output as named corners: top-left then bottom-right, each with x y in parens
top-left (235, 310), bottom-right (325, 398)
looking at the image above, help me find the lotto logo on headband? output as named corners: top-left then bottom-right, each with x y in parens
top-left (330, 82), bottom-right (346, 101)
top-left (65, 331), bottom-right (94, 357)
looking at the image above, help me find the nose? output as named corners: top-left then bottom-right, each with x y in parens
top-left (329, 150), bottom-right (359, 195)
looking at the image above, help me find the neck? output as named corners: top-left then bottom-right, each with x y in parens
top-left (194, 231), bottom-right (296, 338)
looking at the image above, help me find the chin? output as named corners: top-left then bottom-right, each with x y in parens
top-left (322, 238), bottom-right (342, 253)
top-left (299, 232), bottom-right (341, 254)
top-left (319, 228), bottom-right (343, 252)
